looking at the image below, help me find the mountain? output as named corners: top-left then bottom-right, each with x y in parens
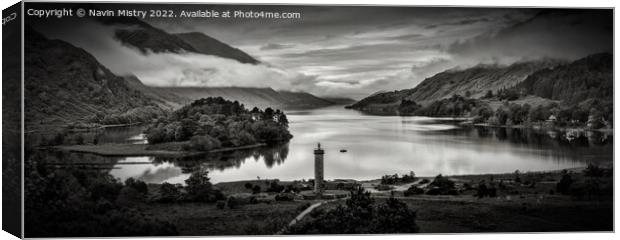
top-left (24, 26), bottom-right (164, 128)
top-left (123, 76), bottom-right (189, 110)
top-left (175, 32), bottom-right (259, 64)
top-left (157, 87), bottom-right (345, 110)
top-left (350, 59), bottom-right (561, 112)
top-left (516, 53), bottom-right (612, 106)
top-left (100, 17), bottom-right (258, 64)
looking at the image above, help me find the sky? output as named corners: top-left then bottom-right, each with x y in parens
top-left (29, 4), bottom-right (613, 99)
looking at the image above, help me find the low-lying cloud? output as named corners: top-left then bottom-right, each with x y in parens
top-left (35, 20), bottom-right (317, 92)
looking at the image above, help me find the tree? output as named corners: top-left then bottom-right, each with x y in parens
top-left (484, 90), bottom-right (494, 99)
top-left (158, 182), bottom-right (181, 203)
top-left (556, 171), bottom-right (573, 194)
top-left (184, 170), bottom-right (222, 202)
top-left (285, 187), bottom-right (418, 234)
top-left (371, 197), bottom-right (419, 233)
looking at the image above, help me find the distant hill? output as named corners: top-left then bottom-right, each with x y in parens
top-left (516, 53), bottom-right (612, 106)
top-left (24, 27), bottom-right (164, 128)
top-left (175, 32), bottom-right (259, 64)
top-left (350, 59), bottom-right (562, 112)
top-left (123, 76), bottom-right (189, 110)
top-left (158, 87), bottom-right (347, 110)
top-left (100, 17), bottom-right (259, 64)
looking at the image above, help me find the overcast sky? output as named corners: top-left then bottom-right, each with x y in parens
top-left (30, 4), bottom-right (613, 99)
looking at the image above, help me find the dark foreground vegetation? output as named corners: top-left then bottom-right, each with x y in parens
top-left (284, 187), bottom-right (419, 234)
top-left (145, 97), bottom-right (292, 151)
top-left (25, 147), bottom-right (613, 237)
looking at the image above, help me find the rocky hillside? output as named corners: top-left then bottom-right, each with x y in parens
top-left (101, 17), bottom-right (259, 64)
top-left (24, 27), bottom-right (164, 128)
top-left (350, 59), bottom-right (562, 112)
top-left (158, 87), bottom-right (346, 110)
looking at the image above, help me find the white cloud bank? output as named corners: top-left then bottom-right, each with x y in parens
top-left (35, 20), bottom-right (315, 92)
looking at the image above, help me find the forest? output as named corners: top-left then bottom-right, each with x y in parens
top-left (398, 93), bottom-right (612, 129)
top-left (145, 97), bottom-right (293, 151)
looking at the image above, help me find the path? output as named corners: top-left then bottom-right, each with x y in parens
top-left (277, 198), bottom-right (343, 234)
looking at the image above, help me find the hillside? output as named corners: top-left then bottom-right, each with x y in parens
top-left (516, 53), bottom-right (612, 106)
top-left (100, 17), bottom-right (258, 64)
top-left (350, 59), bottom-right (562, 113)
top-left (123, 76), bottom-right (189, 110)
top-left (156, 87), bottom-right (346, 110)
top-left (175, 32), bottom-right (259, 64)
top-left (24, 26), bottom-right (164, 128)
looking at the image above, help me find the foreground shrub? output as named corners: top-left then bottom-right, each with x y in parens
top-left (184, 170), bottom-right (224, 202)
top-left (403, 185), bottom-right (424, 196)
top-left (426, 175), bottom-right (458, 195)
top-left (24, 158), bottom-right (177, 237)
top-left (157, 182), bottom-right (182, 203)
top-left (556, 171), bottom-right (573, 195)
top-left (285, 187), bottom-right (418, 234)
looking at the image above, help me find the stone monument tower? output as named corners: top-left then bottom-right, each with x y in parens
top-left (314, 143), bottom-right (325, 195)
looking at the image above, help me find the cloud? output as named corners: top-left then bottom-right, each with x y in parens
top-left (260, 43), bottom-right (296, 51)
top-left (425, 17), bottom-right (491, 29)
top-left (34, 20), bottom-right (316, 92)
top-left (29, 7), bottom-right (612, 100)
top-left (447, 10), bottom-right (613, 63)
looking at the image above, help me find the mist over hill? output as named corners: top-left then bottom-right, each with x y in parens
top-left (24, 27), bottom-right (165, 128)
top-left (350, 59), bottom-right (562, 111)
top-left (100, 17), bottom-right (259, 64)
top-left (350, 53), bottom-right (612, 119)
top-left (158, 87), bottom-right (348, 110)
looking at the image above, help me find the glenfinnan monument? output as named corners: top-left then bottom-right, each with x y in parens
top-left (314, 143), bottom-right (325, 195)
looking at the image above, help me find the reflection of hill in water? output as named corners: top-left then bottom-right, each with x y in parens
top-left (38, 143), bottom-right (290, 184)
top-left (417, 125), bottom-right (613, 164)
top-left (154, 143), bottom-right (289, 173)
top-left (416, 122), bottom-right (612, 147)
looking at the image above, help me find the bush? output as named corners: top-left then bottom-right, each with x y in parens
top-left (426, 175), bottom-right (457, 195)
top-left (186, 135), bottom-right (222, 151)
top-left (116, 186), bottom-right (145, 207)
top-left (403, 185), bottom-right (424, 196)
top-left (584, 164), bottom-right (604, 177)
top-left (475, 182), bottom-right (497, 198)
top-left (266, 180), bottom-right (285, 193)
top-left (157, 182), bottom-right (181, 203)
top-left (184, 170), bottom-right (223, 202)
top-left (24, 160), bottom-right (177, 237)
top-left (216, 200), bottom-right (226, 210)
top-left (275, 193), bottom-right (295, 201)
top-left (124, 178), bottom-right (148, 195)
top-left (556, 171), bottom-right (573, 195)
top-left (285, 187), bottom-right (418, 234)
top-left (227, 196), bottom-right (239, 209)
top-left (371, 197), bottom-right (419, 233)
top-left (252, 185), bottom-right (261, 194)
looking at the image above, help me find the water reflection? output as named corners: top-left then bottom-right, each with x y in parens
top-left (38, 106), bottom-right (613, 184)
top-left (43, 143), bottom-right (290, 184)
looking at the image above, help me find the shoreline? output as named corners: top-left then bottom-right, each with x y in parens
top-left (348, 108), bottom-right (613, 133)
top-left (54, 142), bottom-right (268, 157)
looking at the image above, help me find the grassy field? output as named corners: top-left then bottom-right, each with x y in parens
top-left (135, 166), bottom-right (613, 235)
top-left (141, 201), bottom-right (308, 235)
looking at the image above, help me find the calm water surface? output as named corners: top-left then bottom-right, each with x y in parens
top-left (67, 106), bottom-right (613, 184)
